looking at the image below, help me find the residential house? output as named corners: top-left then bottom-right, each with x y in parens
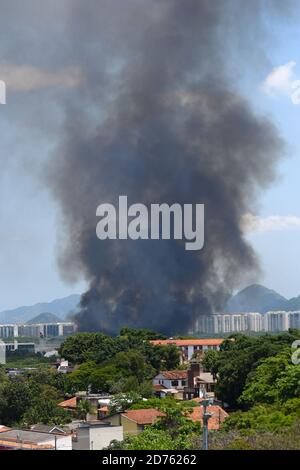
top-left (153, 370), bottom-right (187, 389)
top-left (101, 408), bottom-right (165, 436)
top-left (153, 370), bottom-right (187, 398)
top-left (59, 393), bottom-right (113, 421)
top-left (58, 396), bottom-right (77, 414)
top-left (183, 359), bottom-right (216, 399)
top-left (101, 404), bottom-right (227, 435)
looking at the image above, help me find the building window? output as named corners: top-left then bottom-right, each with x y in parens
top-left (171, 380), bottom-right (178, 386)
top-left (182, 380), bottom-right (186, 386)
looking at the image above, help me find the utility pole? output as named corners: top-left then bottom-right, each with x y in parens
top-left (201, 388), bottom-right (213, 451)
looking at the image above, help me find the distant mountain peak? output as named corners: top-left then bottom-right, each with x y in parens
top-left (26, 312), bottom-right (63, 324)
top-left (237, 284), bottom-right (286, 298)
top-left (226, 284), bottom-right (290, 314)
top-left (0, 294), bottom-right (80, 324)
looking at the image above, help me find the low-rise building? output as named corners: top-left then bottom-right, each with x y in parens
top-left (101, 408), bottom-right (165, 436)
top-left (72, 422), bottom-right (123, 450)
top-left (5, 341), bottom-right (35, 355)
top-left (153, 370), bottom-right (187, 390)
top-left (0, 429), bottom-right (72, 450)
top-left (183, 359), bottom-right (216, 399)
top-left (101, 404), bottom-right (227, 435)
top-left (150, 339), bottom-right (223, 361)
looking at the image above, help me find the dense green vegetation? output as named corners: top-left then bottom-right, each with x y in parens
top-left (197, 329), bottom-right (300, 449)
top-left (1, 327), bottom-right (300, 450)
top-left (203, 330), bottom-right (300, 408)
top-left (0, 328), bottom-right (180, 427)
top-left (107, 397), bottom-right (201, 450)
top-left (0, 367), bottom-right (69, 426)
top-left (5, 354), bottom-right (54, 369)
top-left (61, 328), bottom-right (180, 394)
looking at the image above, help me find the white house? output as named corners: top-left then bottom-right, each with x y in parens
top-left (153, 370), bottom-right (187, 390)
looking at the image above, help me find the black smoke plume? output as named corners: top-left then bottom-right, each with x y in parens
top-left (47, 0), bottom-right (285, 335)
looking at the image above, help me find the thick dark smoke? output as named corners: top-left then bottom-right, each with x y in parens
top-left (47, 0), bottom-right (285, 335)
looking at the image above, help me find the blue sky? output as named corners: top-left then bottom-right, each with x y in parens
top-left (0, 2), bottom-right (299, 311)
top-left (243, 10), bottom-right (300, 300)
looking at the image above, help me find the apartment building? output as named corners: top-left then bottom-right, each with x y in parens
top-left (289, 311), bottom-right (300, 330)
top-left (194, 312), bottom-right (262, 334)
top-left (0, 322), bottom-right (76, 339)
top-left (263, 311), bottom-right (289, 332)
top-left (194, 311), bottom-right (300, 334)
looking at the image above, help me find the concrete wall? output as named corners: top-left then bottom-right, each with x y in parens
top-left (105, 414), bottom-right (122, 426)
top-left (89, 426), bottom-right (123, 450)
top-left (52, 435), bottom-right (72, 450)
top-left (36, 435), bottom-right (72, 450)
top-left (121, 416), bottom-right (140, 436)
top-left (73, 424), bottom-right (123, 450)
top-left (73, 426), bottom-right (90, 450)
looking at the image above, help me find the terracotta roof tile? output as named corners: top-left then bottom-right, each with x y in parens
top-left (188, 406), bottom-right (228, 430)
top-left (121, 409), bottom-right (165, 425)
top-left (159, 370), bottom-right (187, 380)
top-left (58, 397), bottom-right (77, 409)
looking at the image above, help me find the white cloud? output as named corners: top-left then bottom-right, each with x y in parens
top-left (0, 64), bottom-right (84, 92)
top-left (242, 213), bottom-right (300, 233)
top-left (261, 61), bottom-right (296, 97)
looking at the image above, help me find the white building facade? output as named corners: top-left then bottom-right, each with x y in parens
top-left (0, 322), bottom-right (75, 339)
top-left (194, 311), bottom-right (300, 334)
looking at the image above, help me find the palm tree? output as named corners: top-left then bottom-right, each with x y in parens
top-left (76, 399), bottom-right (93, 421)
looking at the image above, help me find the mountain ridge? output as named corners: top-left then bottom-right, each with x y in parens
top-left (0, 286), bottom-right (299, 325)
top-left (26, 312), bottom-right (63, 324)
top-left (0, 294), bottom-right (80, 324)
top-left (225, 284), bottom-right (300, 314)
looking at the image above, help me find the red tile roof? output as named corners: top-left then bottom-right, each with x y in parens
top-left (150, 339), bottom-right (223, 347)
top-left (58, 397), bottom-right (77, 409)
top-left (158, 370), bottom-right (187, 380)
top-left (120, 404), bottom-right (227, 430)
top-left (122, 409), bottom-right (165, 425)
top-left (188, 406), bottom-right (228, 430)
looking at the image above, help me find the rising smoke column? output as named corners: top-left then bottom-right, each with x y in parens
top-left (47, 0), bottom-right (284, 334)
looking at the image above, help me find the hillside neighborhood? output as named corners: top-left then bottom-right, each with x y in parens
top-left (1, 327), bottom-right (300, 450)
